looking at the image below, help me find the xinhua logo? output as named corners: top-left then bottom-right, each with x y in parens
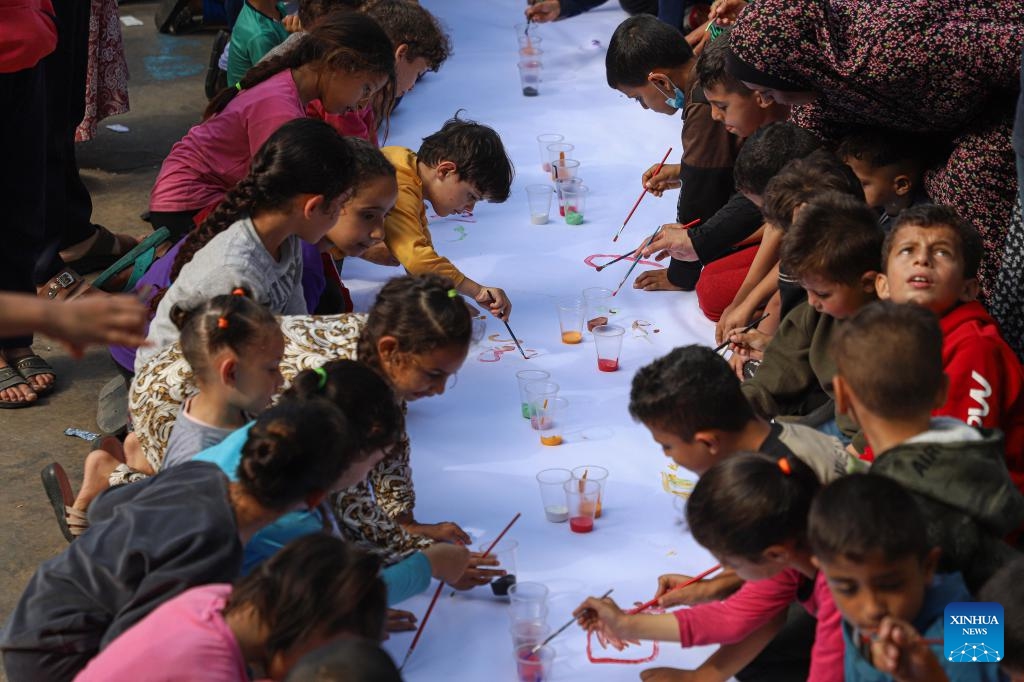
top-left (944, 602), bottom-right (1003, 663)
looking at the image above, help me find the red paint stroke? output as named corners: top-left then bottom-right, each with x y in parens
top-left (478, 345), bottom-right (539, 362)
top-left (586, 611), bottom-right (663, 664)
top-left (584, 254), bottom-right (664, 270)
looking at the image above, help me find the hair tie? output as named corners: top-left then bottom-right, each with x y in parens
top-left (447, 289), bottom-right (458, 299)
top-left (777, 457), bottom-right (792, 476)
top-left (217, 317), bottom-right (229, 329)
top-left (231, 288), bottom-right (246, 296)
top-left (313, 366), bottom-right (328, 390)
top-left (235, 82), bottom-right (242, 91)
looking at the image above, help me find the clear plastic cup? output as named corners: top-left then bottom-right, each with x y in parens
top-left (550, 158), bottom-right (580, 182)
top-left (537, 134), bottom-right (563, 172)
top-left (517, 369), bottom-right (550, 419)
top-left (510, 620), bottom-right (553, 652)
top-left (554, 177), bottom-right (582, 217)
top-left (592, 324), bottom-right (625, 372)
top-left (537, 469), bottom-right (571, 522)
top-left (515, 644), bottom-right (555, 682)
top-left (561, 184), bottom-right (588, 225)
top-left (533, 397), bottom-right (567, 446)
top-left (572, 465), bottom-right (608, 518)
top-left (545, 143), bottom-right (574, 173)
top-left (583, 287), bottom-right (613, 332)
top-left (524, 381), bottom-right (559, 429)
top-left (508, 582), bottom-right (549, 622)
top-left (556, 297), bottom-right (583, 344)
top-left (565, 478), bottom-right (600, 533)
top-left (518, 60), bottom-right (543, 97)
top-left (480, 537), bottom-right (518, 596)
top-left (526, 184), bottom-right (553, 225)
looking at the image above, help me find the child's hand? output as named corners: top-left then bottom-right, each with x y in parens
top-left (573, 595), bottom-right (638, 649)
top-left (708, 0), bottom-right (747, 26)
top-left (449, 551), bottom-right (505, 590)
top-left (715, 303), bottom-right (754, 346)
top-left (642, 163), bottom-right (682, 197)
top-left (476, 286), bottom-right (511, 320)
top-left (403, 520), bottom-right (471, 545)
top-left (727, 328), bottom-right (771, 358)
top-left (281, 14), bottom-right (302, 32)
top-left (870, 617), bottom-right (949, 682)
top-left (634, 270), bottom-right (683, 292)
top-left (360, 242), bottom-right (400, 266)
top-left (728, 352), bottom-right (748, 381)
top-left (653, 574), bottom-right (713, 608)
top-left (421, 543), bottom-right (471, 584)
top-left (643, 224), bottom-right (697, 262)
top-left (385, 608), bottom-right (418, 634)
top-left (525, 0), bottom-right (560, 23)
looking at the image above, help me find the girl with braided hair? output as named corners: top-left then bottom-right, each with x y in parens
top-left (147, 10), bottom-right (395, 240)
top-left (136, 118), bottom-right (352, 372)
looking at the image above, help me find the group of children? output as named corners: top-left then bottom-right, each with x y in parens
top-left (1, 0), bottom-right (1023, 680)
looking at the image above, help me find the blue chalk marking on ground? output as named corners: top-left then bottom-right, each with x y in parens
top-left (144, 37), bottom-right (205, 81)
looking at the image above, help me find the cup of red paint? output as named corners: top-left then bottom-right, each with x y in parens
top-left (592, 324), bottom-right (625, 372)
top-left (565, 478), bottom-right (600, 533)
top-left (516, 644), bottom-right (554, 681)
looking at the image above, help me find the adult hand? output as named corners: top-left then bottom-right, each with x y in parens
top-left (360, 242), bottom-right (400, 266)
top-left (476, 286), bottom-right (511, 320)
top-left (525, 0), bottom-right (560, 23)
top-left (46, 295), bottom-right (150, 358)
top-left (449, 551), bottom-right (504, 590)
top-left (641, 163), bottom-right (682, 197)
top-left (634, 269), bottom-right (683, 292)
top-left (403, 520), bottom-right (471, 545)
top-left (643, 224), bottom-right (698, 262)
top-left (708, 0), bottom-right (747, 26)
top-left (385, 608), bottom-right (418, 633)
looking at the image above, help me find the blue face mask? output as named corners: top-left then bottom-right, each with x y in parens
top-left (651, 78), bottom-right (686, 110)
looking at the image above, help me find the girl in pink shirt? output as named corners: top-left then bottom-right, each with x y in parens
top-left (575, 453), bottom-right (843, 681)
top-left (148, 11), bottom-right (396, 240)
top-left (74, 534), bottom-right (387, 682)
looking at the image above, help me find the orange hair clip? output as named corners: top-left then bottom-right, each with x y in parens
top-left (777, 457), bottom-right (792, 475)
top-left (217, 317), bottom-right (229, 329)
top-left (231, 288), bottom-right (246, 296)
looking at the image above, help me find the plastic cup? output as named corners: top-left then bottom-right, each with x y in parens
top-left (510, 620), bottom-right (553, 652)
top-left (515, 644), bottom-right (555, 682)
top-left (556, 297), bottom-right (583, 344)
top-left (572, 465), bottom-right (608, 518)
top-left (560, 184), bottom-right (588, 225)
top-left (524, 381), bottom-right (559, 429)
top-left (509, 582), bottom-right (549, 622)
top-left (480, 537), bottom-right (518, 596)
top-left (518, 60), bottom-right (542, 97)
top-left (537, 134), bottom-right (563, 172)
top-left (533, 397), bottom-right (567, 446)
top-left (583, 287), bottom-right (613, 332)
top-left (525, 184), bottom-right (553, 225)
top-left (517, 369), bottom-right (550, 419)
top-left (536, 469), bottom-right (571, 522)
top-left (519, 45), bottom-right (544, 59)
top-left (592, 324), bottom-right (625, 372)
top-left (554, 177), bottom-right (582, 217)
top-left (550, 158), bottom-right (580, 182)
top-left (565, 478), bottom-right (600, 533)
top-left (545, 142), bottom-right (574, 171)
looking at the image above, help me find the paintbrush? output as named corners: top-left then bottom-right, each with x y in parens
top-left (613, 147), bottom-right (672, 242)
top-left (596, 218), bottom-right (701, 272)
top-left (631, 564), bottom-right (721, 614)
top-left (403, 513), bottom-right (522, 670)
top-left (448, 512), bottom-right (523, 597)
top-left (532, 588), bottom-right (615, 656)
top-left (612, 226), bottom-right (662, 296)
top-left (503, 319), bottom-right (528, 360)
top-left (712, 312), bottom-right (770, 354)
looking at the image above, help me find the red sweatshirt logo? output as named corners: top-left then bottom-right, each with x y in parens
top-left (967, 371), bottom-right (992, 427)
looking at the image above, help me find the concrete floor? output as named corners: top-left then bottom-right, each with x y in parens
top-left (0, 2), bottom-right (211, 647)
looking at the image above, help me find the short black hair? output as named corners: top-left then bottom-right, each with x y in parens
top-left (837, 128), bottom-right (927, 172)
top-left (780, 191), bottom-right (883, 285)
top-left (809, 474), bottom-right (930, 564)
top-left (979, 557), bottom-right (1024, 674)
top-left (606, 14), bottom-right (694, 88)
top-left (687, 452), bottom-right (820, 562)
top-left (629, 345), bottom-right (754, 439)
top-left (418, 112), bottom-right (514, 202)
top-left (831, 301), bottom-right (944, 420)
top-left (695, 31), bottom-right (749, 95)
top-left (882, 204), bottom-right (983, 280)
top-left (762, 149), bottom-right (864, 231)
top-left (285, 637), bottom-right (402, 682)
top-left (733, 122), bottom-right (823, 196)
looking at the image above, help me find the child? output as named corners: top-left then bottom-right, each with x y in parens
top-left (979, 558), bottom-right (1024, 681)
top-left (195, 360), bottom-right (472, 603)
top-left (2, 400), bottom-right (361, 681)
top-left (741, 191), bottom-right (883, 443)
top-left (712, 121), bottom-right (822, 345)
top-left (809, 473), bottom-right (1003, 682)
top-left (830, 300), bottom-right (1024, 591)
top-left (837, 129), bottom-right (930, 232)
top-left (875, 205), bottom-right (1024, 489)
top-left (148, 12), bottom-right (395, 239)
top-left (130, 274), bottom-right (501, 586)
top-left (43, 291), bottom-right (283, 541)
top-left (74, 535), bottom-right (386, 681)
top-left (226, 0), bottom-right (290, 87)
top-left (138, 119), bottom-right (351, 372)
top-left (574, 453), bottom-right (843, 681)
top-left (285, 638), bottom-right (402, 682)
top-left (370, 115), bottom-right (515, 319)
top-left (605, 17), bottom-right (760, 302)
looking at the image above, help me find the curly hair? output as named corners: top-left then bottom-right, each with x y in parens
top-left (362, 0), bottom-right (451, 71)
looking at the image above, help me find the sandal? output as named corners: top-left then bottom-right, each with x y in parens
top-left (0, 365), bottom-right (34, 409)
top-left (13, 354), bottom-right (56, 397)
top-left (41, 463), bottom-right (84, 542)
top-left (92, 227), bottom-right (172, 294)
top-left (38, 267), bottom-right (93, 301)
top-left (62, 225), bottom-right (140, 276)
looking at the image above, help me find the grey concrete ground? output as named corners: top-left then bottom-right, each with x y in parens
top-left (0, 2), bottom-right (210, 649)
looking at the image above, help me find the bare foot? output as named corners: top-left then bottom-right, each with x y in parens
top-left (73, 449), bottom-right (122, 511)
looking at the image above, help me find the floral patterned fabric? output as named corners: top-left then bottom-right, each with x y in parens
top-left (729, 0), bottom-right (1024, 301)
top-left (75, 0), bottom-right (128, 142)
top-left (129, 313), bottom-right (431, 557)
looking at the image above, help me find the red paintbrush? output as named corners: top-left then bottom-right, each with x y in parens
top-left (630, 564), bottom-right (721, 614)
top-left (401, 513), bottom-right (522, 670)
top-left (613, 147), bottom-right (673, 242)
